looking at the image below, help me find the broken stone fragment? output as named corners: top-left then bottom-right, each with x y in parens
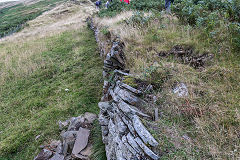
top-left (50, 140), bottom-right (61, 150)
top-left (34, 149), bottom-right (53, 160)
top-left (118, 100), bottom-right (150, 118)
top-left (114, 87), bottom-right (146, 107)
top-left (126, 133), bottom-right (142, 154)
top-left (72, 128), bottom-right (90, 156)
top-left (132, 115), bottom-right (159, 147)
top-left (98, 114), bottom-right (109, 126)
top-left (118, 81), bottom-right (142, 95)
top-left (121, 115), bottom-right (135, 135)
top-left (134, 137), bottom-right (159, 160)
top-left (80, 143), bottom-right (92, 157)
top-left (68, 116), bottom-right (85, 131)
top-left (113, 69), bottom-right (130, 76)
top-left (56, 142), bottom-right (63, 154)
top-left (109, 89), bottom-right (122, 102)
top-left (113, 136), bottom-right (126, 160)
top-left (173, 83), bottom-right (188, 97)
top-left (122, 135), bottom-right (137, 155)
top-left (115, 114), bottom-right (127, 134)
top-left (61, 131), bottom-right (78, 156)
top-left (49, 153), bottom-right (64, 160)
top-left (58, 120), bottom-right (70, 130)
top-left (83, 112), bottom-right (97, 124)
top-left (98, 102), bottom-right (112, 112)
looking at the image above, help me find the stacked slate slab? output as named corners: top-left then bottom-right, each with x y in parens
top-left (88, 18), bottom-right (159, 160)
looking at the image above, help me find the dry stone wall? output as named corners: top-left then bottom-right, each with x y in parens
top-left (88, 18), bottom-right (160, 160)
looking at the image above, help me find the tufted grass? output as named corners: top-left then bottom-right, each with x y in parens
top-left (94, 10), bottom-right (240, 159)
top-left (0, 0), bottom-right (67, 38)
top-left (0, 27), bottom-right (103, 159)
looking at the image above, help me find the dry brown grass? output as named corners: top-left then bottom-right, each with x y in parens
top-left (93, 12), bottom-right (240, 159)
top-left (0, 0), bottom-right (96, 85)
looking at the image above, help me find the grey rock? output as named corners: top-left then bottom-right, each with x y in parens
top-left (121, 116), bottom-right (135, 135)
top-left (154, 108), bottom-right (159, 121)
top-left (98, 102), bottom-right (112, 112)
top-left (56, 143), bottom-right (63, 154)
top-left (58, 120), bottom-right (70, 130)
top-left (144, 84), bottom-right (153, 93)
top-left (114, 87), bottom-right (146, 107)
top-left (80, 144), bottom-right (92, 156)
top-left (135, 137), bottom-right (159, 160)
top-left (61, 131), bottom-right (78, 156)
top-left (126, 133), bottom-right (142, 154)
top-left (35, 135), bottom-right (41, 141)
top-left (118, 100), bottom-right (150, 118)
top-left (101, 126), bottom-right (109, 136)
top-left (110, 89), bottom-right (122, 102)
top-left (113, 70), bottom-right (130, 76)
top-left (99, 114), bottom-right (109, 126)
top-left (39, 145), bottom-right (45, 149)
top-left (50, 140), bottom-right (61, 150)
top-left (49, 153), bottom-right (64, 160)
top-left (173, 83), bottom-right (188, 97)
top-left (118, 81), bottom-right (142, 95)
top-left (34, 149), bottom-right (53, 160)
top-left (122, 136), bottom-right (137, 155)
top-left (68, 116), bottom-right (85, 131)
top-left (103, 71), bottom-right (109, 78)
top-left (132, 115), bottom-right (158, 147)
top-left (83, 112), bottom-right (97, 124)
top-left (108, 119), bottom-right (116, 135)
top-left (115, 115), bottom-right (127, 134)
top-left (114, 136), bottom-right (127, 160)
top-left (102, 133), bottom-right (108, 144)
top-left (72, 128), bottom-right (90, 156)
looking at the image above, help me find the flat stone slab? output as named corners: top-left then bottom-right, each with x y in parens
top-left (83, 112), bottom-right (97, 124)
top-left (49, 153), bottom-right (64, 160)
top-left (135, 137), bottom-right (159, 160)
top-left (80, 143), bottom-right (92, 156)
top-left (132, 115), bottom-right (159, 147)
top-left (34, 149), bottom-right (52, 160)
top-left (72, 128), bottom-right (90, 156)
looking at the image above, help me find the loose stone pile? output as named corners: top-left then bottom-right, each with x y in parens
top-left (34, 112), bottom-right (97, 160)
top-left (89, 18), bottom-right (160, 160)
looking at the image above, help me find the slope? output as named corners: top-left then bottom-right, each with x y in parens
top-left (0, 0), bottom-right (103, 159)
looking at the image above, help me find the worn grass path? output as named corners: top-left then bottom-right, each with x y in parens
top-left (0, 28), bottom-right (103, 159)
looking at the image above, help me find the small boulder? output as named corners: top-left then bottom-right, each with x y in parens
top-left (173, 83), bottom-right (188, 97)
top-left (34, 149), bottom-right (53, 160)
top-left (58, 120), bottom-right (70, 130)
top-left (49, 153), bottom-right (64, 160)
top-left (50, 140), bottom-right (61, 150)
top-left (72, 128), bottom-right (90, 156)
top-left (83, 112), bottom-right (97, 124)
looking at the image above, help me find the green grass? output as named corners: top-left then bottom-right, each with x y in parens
top-left (91, 120), bottom-right (107, 160)
top-left (0, 28), bottom-right (103, 159)
top-left (94, 6), bottom-right (240, 158)
top-left (0, 0), bottom-right (67, 38)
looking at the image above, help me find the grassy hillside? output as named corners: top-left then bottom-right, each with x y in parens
top-left (0, 0), bottom-right (67, 38)
top-left (0, 27), bottom-right (103, 160)
top-left (94, 0), bottom-right (240, 159)
top-left (0, 1), bottom-right (104, 159)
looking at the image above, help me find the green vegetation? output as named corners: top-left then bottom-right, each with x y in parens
top-left (96, 0), bottom-right (240, 159)
top-left (91, 120), bottom-right (107, 160)
top-left (0, 28), bottom-right (103, 159)
top-left (0, 0), bottom-right (66, 38)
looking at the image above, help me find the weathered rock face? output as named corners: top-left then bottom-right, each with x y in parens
top-left (34, 112), bottom-right (96, 160)
top-left (89, 18), bottom-right (160, 160)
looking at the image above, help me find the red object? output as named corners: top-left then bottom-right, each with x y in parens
top-left (120, 0), bottom-right (130, 4)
